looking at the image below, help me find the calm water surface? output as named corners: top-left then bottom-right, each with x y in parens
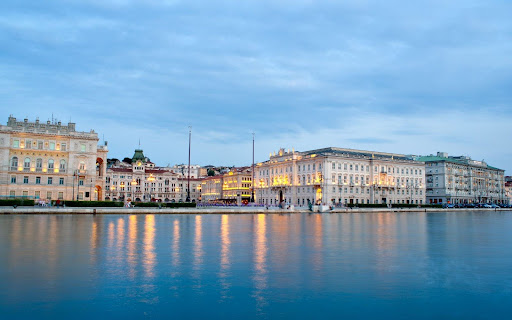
top-left (1, 212), bottom-right (512, 319)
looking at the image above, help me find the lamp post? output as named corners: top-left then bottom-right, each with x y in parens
top-left (251, 132), bottom-right (255, 203)
top-left (186, 126), bottom-right (191, 202)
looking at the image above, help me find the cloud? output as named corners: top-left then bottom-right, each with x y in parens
top-left (0, 0), bottom-right (511, 173)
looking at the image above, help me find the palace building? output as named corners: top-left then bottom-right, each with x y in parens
top-left (0, 116), bottom-right (108, 201)
top-left (255, 147), bottom-right (426, 206)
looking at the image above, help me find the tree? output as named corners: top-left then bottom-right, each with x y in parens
top-left (122, 157), bottom-right (132, 164)
top-left (207, 169), bottom-right (215, 176)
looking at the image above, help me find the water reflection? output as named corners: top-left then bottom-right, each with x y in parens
top-left (192, 215), bottom-right (204, 290)
top-left (252, 214), bottom-right (268, 310)
top-left (143, 215), bottom-right (156, 279)
top-left (128, 215), bottom-right (138, 278)
top-left (219, 214), bottom-right (231, 301)
top-left (172, 219), bottom-right (181, 268)
top-left (3, 212), bottom-right (512, 319)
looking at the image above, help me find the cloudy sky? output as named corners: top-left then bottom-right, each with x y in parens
top-left (1, 0), bottom-right (511, 172)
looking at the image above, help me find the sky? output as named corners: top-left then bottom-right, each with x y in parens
top-left (1, 0), bottom-right (511, 172)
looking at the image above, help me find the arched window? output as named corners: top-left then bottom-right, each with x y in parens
top-left (48, 159), bottom-right (54, 169)
top-left (60, 159), bottom-right (66, 171)
top-left (24, 157), bottom-right (31, 170)
top-left (11, 157), bottom-right (18, 168)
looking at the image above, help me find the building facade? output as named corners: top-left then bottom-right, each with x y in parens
top-left (416, 152), bottom-right (506, 204)
top-left (0, 116), bottom-right (108, 201)
top-left (199, 167), bottom-right (252, 204)
top-left (255, 147), bottom-right (426, 207)
top-left (105, 149), bottom-right (201, 203)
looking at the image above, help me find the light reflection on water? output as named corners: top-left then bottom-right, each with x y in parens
top-left (2, 211), bottom-right (512, 319)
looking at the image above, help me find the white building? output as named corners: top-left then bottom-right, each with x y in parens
top-left (105, 149), bottom-right (201, 202)
top-left (0, 116), bottom-right (108, 201)
top-left (255, 147), bottom-right (426, 207)
top-left (416, 152), bottom-right (506, 204)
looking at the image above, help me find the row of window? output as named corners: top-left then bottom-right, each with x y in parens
top-left (7, 190), bottom-right (91, 200)
top-left (12, 139), bottom-right (89, 152)
top-left (12, 139), bottom-right (68, 151)
top-left (10, 175), bottom-right (70, 185)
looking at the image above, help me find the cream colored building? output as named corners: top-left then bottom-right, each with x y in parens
top-left (255, 147), bottom-right (426, 206)
top-left (105, 149), bottom-right (201, 202)
top-left (0, 116), bottom-right (108, 201)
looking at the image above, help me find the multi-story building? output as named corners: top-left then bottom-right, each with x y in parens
top-left (0, 116), bottom-right (108, 201)
top-left (255, 147), bottom-right (426, 207)
top-left (105, 149), bottom-right (201, 203)
top-left (416, 152), bottom-right (506, 204)
top-left (199, 167), bottom-right (253, 204)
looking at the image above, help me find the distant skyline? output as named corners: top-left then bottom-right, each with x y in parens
top-left (1, 1), bottom-right (511, 173)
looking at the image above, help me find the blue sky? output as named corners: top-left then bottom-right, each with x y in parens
top-left (1, 0), bottom-right (511, 172)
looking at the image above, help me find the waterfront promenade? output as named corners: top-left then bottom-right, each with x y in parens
top-left (1, 206), bottom-right (509, 214)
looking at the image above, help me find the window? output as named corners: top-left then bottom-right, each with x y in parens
top-left (61, 143), bottom-right (67, 151)
top-left (36, 158), bottom-right (43, 171)
top-left (48, 159), bottom-right (54, 170)
top-left (24, 157), bottom-right (31, 170)
top-left (49, 142), bottom-right (55, 150)
top-left (79, 179), bottom-right (84, 186)
top-left (81, 144), bottom-right (86, 152)
top-left (332, 163), bottom-right (336, 169)
top-left (13, 139), bottom-right (19, 148)
top-left (47, 192), bottom-right (52, 200)
top-left (38, 141), bottom-right (43, 149)
top-left (35, 191), bottom-right (40, 199)
top-left (60, 160), bottom-right (66, 172)
top-left (59, 178), bottom-right (64, 185)
top-left (79, 162), bottom-right (85, 171)
top-left (26, 140), bottom-right (32, 149)
top-left (23, 176), bottom-right (29, 184)
top-left (58, 192), bottom-right (64, 200)
top-left (10, 191), bottom-right (15, 197)
top-left (36, 177), bottom-right (41, 184)
top-left (48, 177), bottom-right (53, 185)
top-left (23, 191), bottom-right (28, 197)
top-left (11, 176), bottom-right (16, 184)
top-left (11, 157), bottom-right (18, 169)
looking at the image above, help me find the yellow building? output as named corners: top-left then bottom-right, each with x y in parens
top-left (0, 116), bottom-right (108, 201)
top-left (199, 167), bottom-right (252, 204)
